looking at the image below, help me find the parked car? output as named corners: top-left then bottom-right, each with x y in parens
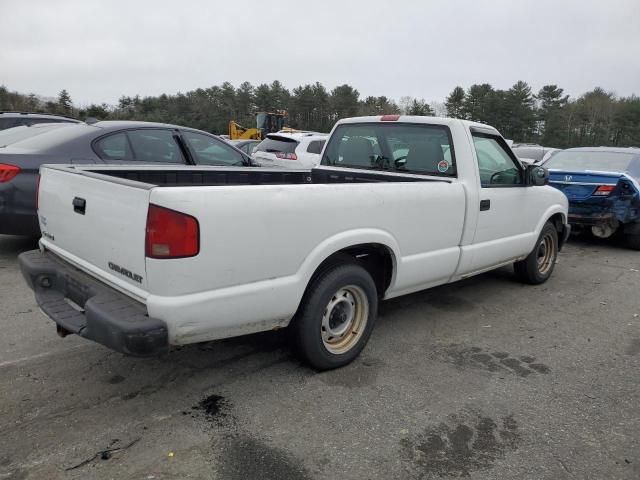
top-left (0, 120), bottom-right (254, 236)
top-left (253, 132), bottom-right (327, 168)
top-left (0, 111), bottom-right (81, 130)
top-left (512, 144), bottom-right (559, 163)
top-left (19, 115), bottom-right (568, 370)
top-left (228, 139), bottom-right (260, 156)
top-left (543, 147), bottom-right (640, 249)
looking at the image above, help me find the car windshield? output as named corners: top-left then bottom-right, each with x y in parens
top-left (0, 124), bottom-right (72, 148)
top-left (513, 147), bottom-right (546, 162)
top-left (545, 150), bottom-right (638, 172)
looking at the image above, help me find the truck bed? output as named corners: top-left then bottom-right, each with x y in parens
top-left (53, 165), bottom-right (449, 188)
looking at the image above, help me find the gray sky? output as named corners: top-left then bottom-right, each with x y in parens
top-left (1, 0), bottom-right (639, 106)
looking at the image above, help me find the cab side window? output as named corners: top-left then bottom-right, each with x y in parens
top-left (472, 134), bottom-right (522, 187)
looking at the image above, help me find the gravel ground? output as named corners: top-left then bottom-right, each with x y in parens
top-left (0, 234), bottom-right (638, 480)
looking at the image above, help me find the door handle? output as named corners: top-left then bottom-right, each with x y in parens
top-left (480, 199), bottom-right (491, 211)
top-left (73, 197), bottom-right (86, 215)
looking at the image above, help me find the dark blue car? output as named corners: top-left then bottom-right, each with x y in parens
top-left (544, 147), bottom-right (640, 249)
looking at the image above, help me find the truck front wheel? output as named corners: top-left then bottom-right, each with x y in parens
top-left (514, 222), bottom-right (559, 285)
top-left (292, 263), bottom-right (378, 370)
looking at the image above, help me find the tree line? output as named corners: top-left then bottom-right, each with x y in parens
top-left (1, 80), bottom-right (638, 148)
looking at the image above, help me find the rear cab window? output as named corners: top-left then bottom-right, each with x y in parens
top-left (321, 123), bottom-right (456, 176)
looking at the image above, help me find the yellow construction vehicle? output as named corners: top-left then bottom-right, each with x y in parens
top-left (228, 111), bottom-right (288, 140)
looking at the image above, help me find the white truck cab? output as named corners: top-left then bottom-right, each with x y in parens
top-left (20, 116), bottom-right (569, 370)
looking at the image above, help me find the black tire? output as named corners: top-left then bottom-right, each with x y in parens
top-left (292, 262), bottom-right (378, 371)
top-left (514, 222), bottom-right (559, 285)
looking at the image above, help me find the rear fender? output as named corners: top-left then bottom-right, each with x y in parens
top-left (294, 228), bottom-right (400, 298)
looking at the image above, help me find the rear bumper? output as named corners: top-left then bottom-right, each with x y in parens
top-left (18, 249), bottom-right (168, 357)
top-left (568, 212), bottom-right (616, 227)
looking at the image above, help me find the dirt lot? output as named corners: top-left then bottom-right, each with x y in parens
top-left (0, 234), bottom-right (638, 480)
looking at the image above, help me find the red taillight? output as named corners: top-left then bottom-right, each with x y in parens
top-left (275, 152), bottom-right (298, 160)
top-left (0, 164), bottom-right (20, 183)
top-left (145, 205), bottom-right (199, 259)
top-left (381, 114), bottom-right (400, 121)
top-left (593, 185), bottom-right (615, 196)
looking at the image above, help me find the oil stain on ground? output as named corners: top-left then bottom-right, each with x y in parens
top-left (191, 394), bottom-right (232, 426)
top-left (194, 394), bottom-right (310, 479)
top-left (401, 411), bottom-right (520, 478)
top-left (215, 434), bottom-right (310, 480)
top-left (443, 345), bottom-right (551, 377)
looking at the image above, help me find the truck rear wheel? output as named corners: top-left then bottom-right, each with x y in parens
top-left (514, 222), bottom-right (558, 285)
top-left (292, 263), bottom-right (378, 370)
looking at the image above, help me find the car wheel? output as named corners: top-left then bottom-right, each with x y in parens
top-left (514, 222), bottom-right (559, 285)
top-left (292, 262), bottom-right (378, 370)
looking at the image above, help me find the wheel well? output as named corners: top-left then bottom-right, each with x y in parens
top-left (310, 244), bottom-right (394, 298)
top-left (548, 213), bottom-right (566, 248)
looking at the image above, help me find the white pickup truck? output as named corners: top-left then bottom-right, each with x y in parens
top-left (19, 116), bottom-right (570, 370)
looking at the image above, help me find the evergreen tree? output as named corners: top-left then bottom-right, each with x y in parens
top-left (329, 84), bottom-right (360, 121)
top-left (462, 84), bottom-right (494, 122)
top-left (504, 81), bottom-right (536, 141)
top-left (57, 89), bottom-right (72, 115)
top-left (536, 85), bottom-right (569, 147)
top-left (254, 83), bottom-right (272, 111)
top-left (445, 86), bottom-right (465, 118)
top-left (235, 81), bottom-right (255, 126)
top-left (408, 98), bottom-right (433, 116)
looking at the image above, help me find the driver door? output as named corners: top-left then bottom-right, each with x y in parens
top-left (466, 131), bottom-right (537, 272)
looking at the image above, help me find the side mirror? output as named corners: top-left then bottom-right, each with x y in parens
top-left (526, 165), bottom-right (548, 186)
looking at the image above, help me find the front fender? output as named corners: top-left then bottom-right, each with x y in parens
top-left (535, 202), bottom-right (569, 250)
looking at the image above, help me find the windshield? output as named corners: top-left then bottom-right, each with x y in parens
top-left (0, 124), bottom-right (72, 147)
top-left (545, 150), bottom-right (638, 172)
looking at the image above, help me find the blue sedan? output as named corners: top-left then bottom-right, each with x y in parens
top-left (544, 147), bottom-right (640, 249)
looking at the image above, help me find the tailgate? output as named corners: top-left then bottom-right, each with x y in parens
top-left (37, 166), bottom-right (151, 295)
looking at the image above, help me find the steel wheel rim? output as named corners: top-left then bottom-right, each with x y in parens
top-left (536, 232), bottom-right (556, 275)
top-left (321, 285), bottom-right (369, 355)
